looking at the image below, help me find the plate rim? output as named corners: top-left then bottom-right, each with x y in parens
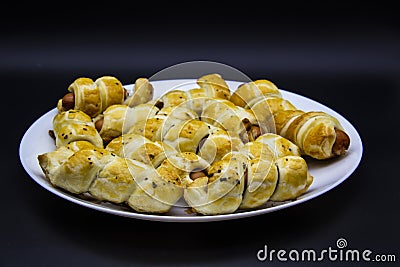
top-left (19, 79), bottom-right (363, 222)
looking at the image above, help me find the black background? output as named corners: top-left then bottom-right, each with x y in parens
top-left (2, 2), bottom-right (399, 266)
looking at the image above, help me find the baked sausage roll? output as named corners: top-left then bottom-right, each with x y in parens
top-left (38, 140), bottom-right (96, 179)
top-left (237, 141), bottom-right (278, 209)
top-left (88, 156), bottom-right (148, 204)
top-left (269, 156), bottom-right (314, 201)
top-left (255, 133), bottom-right (301, 158)
top-left (230, 79), bottom-right (281, 108)
top-left (52, 110), bottom-right (103, 148)
top-left (38, 144), bottom-right (152, 204)
top-left (38, 141), bottom-right (138, 203)
top-left (237, 138), bottom-right (312, 209)
top-left (239, 157), bottom-right (278, 210)
top-left (183, 151), bottom-right (247, 215)
top-left (93, 103), bottom-right (159, 145)
top-left (127, 152), bottom-right (209, 214)
top-left (196, 73), bottom-right (231, 100)
top-left (201, 98), bottom-right (267, 143)
top-left (38, 146), bottom-right (113, 194)
top-left (274, 110), bottom-right (350, 159)
top-left (155, 73), bottom-right (231, 115)
top-left (123, 78), bottom-right (154, 107)
top-left (38, 142), bottom-right (191, 213)
top-left (57, 76), bottom-right (126, 117)
top-left (231, 78), bottom-right (350, 159)
top-left (162, 119), bottom-right (241, 163)
top-left (106, 133), bottom-right (177, 168)
top-left (128, 105), bottom-right (199, 142)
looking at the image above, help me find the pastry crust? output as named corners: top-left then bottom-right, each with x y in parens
top-left (57, 76), bottom-right (126, 118)
top-left (274, 110), bottom-right (345, 159)
top-left (270, 156), bottom-right (313, 201)
top-left (230, 79), bottom-right (281, 108)
top-left (124, 78), bottom-right (154, 107)
top-left (45, 148), bottom-right (115, 194)
top-left (201, 98), bottom-right (264, 142)
top-left (106, 133), bottom-right (177, 167)
top-left (162, 119), bottom-right (210, 153)
top-left (94, 103), bottom-right (159, 144)
top-left (157, 73), bottom-right (231, 115)
top-left (239, 158), bottom-right (278, 209)
top-left (127, 105), bottom-right (198, 142)
top-left (53, 110), bottom-right (103, 148)
top-left (95, 76), bottom-right (125, 113)
top-left (88, 157), bottom-right (147, 204)
top-left (127, 152), bottom-right (207, 214)
top-left (197, 125), bottom-right (242, 164)
top-left (255, 133), bottom-right (301, 158)
top-left (184, 151), bottom-right (247, 215)
top-left (64, 77), bottom-right (102, 117)
top-left (197, 73), bottom-right (231, 100)
top-left (38, 141), bottom-right (96, 181)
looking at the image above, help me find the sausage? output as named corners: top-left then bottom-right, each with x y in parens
top-left (241, 119), bottom-right (261, 142)
top-left (94, 118), bottom-right (104, 132)
top-left (248, 125), bottom-right (262, 142)
top-left (190, 170), bottom-right (207, 180)
top-left (332, 128), bottom-right (350, 156)
top-left (242, 118), bottom-right (252, 131)
top-left (61, 93), bottom-right (75, 110)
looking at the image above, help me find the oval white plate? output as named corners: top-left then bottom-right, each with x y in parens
top-left (19, 79), bottom-right (363, 222)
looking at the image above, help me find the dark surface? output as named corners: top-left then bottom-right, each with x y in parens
top-left (3, 3), bottom-right (400, 267)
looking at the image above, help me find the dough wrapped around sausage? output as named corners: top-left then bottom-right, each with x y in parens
top-left (274, 110), bottom-right (350, 159)
top-left (106, 133), bottom-right (177, 168)
top-left (162, 119), bottom-right (242, 164)
top-left (255, 133), bottom-right (301, 158)
top-left (38, 142), bottom-right (207, 213)
top-left (127, 152), bottom-right (209, 213)
top-left (38, 144), bottom-right (146, 202)
top-left (201, 98), bottom-right (267, 143)
top-left (233, 135), bottom-right (312, 210)
top-left (269, 156), bottom-right (314, 201)
top-left (57, 76), bottom-right (127, 117)
top-left (123, 78), bottom-right (154, 107)
top-left (128, 105), bottom-right (199, 142)
top-left (184, 151), bottom-right (247, 215)
top-left (93, 103), bottom-right (159, 145)
top-left (231, 79), bottom-right (350, 159)
top-left (52, 110), bottom-right (103, 148)
top-left (156, 73), bottom-right (231, 115)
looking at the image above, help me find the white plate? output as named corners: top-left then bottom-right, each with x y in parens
top-left (19, 79), bottom-right (363, 222)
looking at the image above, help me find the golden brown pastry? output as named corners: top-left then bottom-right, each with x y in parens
top-left (269, 156), bottom-right (313, 201)
top-left (128, 105), bottom-right (199, 142)
top-left (231, 79), bottom-right (350, 159)
top-left (106, 132), bottom-right (177, 167)
top-left (274, 110), bottom-right (350, 159)
top-left (201, 98), bottom-right (267, 143)
top-left (230, 79), bottom-right (281, 108)
top-left (93, 103), bottom-right (159, 145)
top-left (183, 151), bottom-right (247, 215)
top-left (37, 142), bottom-right (204, 214)
top-left (255, 133), bottom-right (301, 158)
top-left (156, 73), bottom-right (231, 115)
top-left (123, 78), bottom-right (154, 107)
top-left (237, 136), bottom-right (313, 209)
top-left (162, 119), bottom-right (241, 164)
top-left (52, 110), bottom-right (103, 148)
top-left (57, 76), bottom-right (127, 117)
